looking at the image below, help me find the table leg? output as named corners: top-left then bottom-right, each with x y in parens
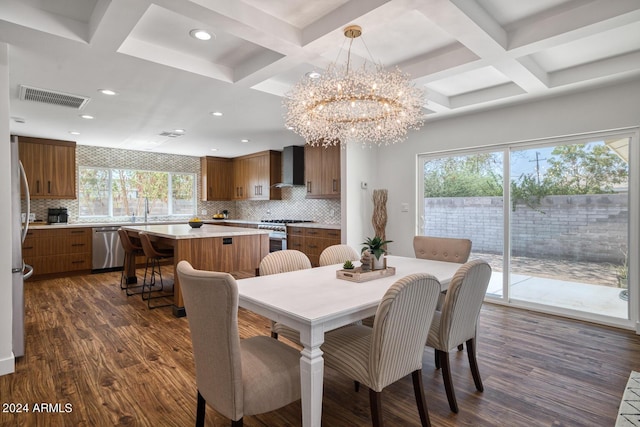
top-left (299, 335), bottom-right (324, 427)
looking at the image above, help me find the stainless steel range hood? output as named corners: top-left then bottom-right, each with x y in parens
top-left (274, 145), bottom-right (305, 187)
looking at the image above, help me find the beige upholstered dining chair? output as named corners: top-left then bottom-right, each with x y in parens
top-left (321, 273), bottom-right (442, 427)
top-left (426, 259), bottom-right (492, 414)
top-left (258, 249), bottom-right (312, 276)
top-left (176, 261), bottom-right (301, 427)
top-left (319, 244), bottom-right (360, 266)
top-left (258, 250), bottom-right (312, 344)
top-left (413, 236), bottom-right (472, 263)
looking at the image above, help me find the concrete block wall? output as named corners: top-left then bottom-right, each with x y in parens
top-left (423, 194), bottom-right (628, 263)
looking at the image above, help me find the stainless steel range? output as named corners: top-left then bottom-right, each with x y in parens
top-left (258, 219), bottom-right (313, 252)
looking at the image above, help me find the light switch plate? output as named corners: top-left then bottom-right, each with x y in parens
top-left (401, 203), bottom-right (409, 212)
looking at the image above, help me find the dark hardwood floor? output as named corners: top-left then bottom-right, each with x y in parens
top-left (2, 268), bottom-right (639, 426)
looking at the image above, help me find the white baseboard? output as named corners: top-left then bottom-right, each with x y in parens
top-left (0, 353), bottom-right (15, 376)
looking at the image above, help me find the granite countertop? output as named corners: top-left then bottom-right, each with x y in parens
top-left (26, 219), bottom-right (340, 230)
top-left (121, 223), bottom-right (268, 239)
top-left (26, 220), bottom-right (188, 230)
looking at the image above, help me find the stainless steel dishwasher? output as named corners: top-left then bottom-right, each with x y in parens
top-left (92, 226), bottom-right (125, 272)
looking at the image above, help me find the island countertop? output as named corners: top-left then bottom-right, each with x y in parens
top-left (121, 223), bottom-right (269, 239)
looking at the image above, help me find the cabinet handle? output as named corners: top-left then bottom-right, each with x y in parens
top-left (36, 180), bottom-right (40, 193)
top-left (332, 179), bottom-right (338, 192)
top-left (71, 260), bottom-right (85, 264)
top-left (307, 181), bottom-right (312, 193)
top-left (70, 230), bottom-right (85, 234)
top-left (71, 243), bottom-right (85, 247)
top-left (48, 181), bottom-right (51, 193)
top-left (23, 246), bottom-right (34, 250)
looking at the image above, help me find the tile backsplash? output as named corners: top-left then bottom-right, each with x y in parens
top-left (24, 146), bottom-right (341, 224)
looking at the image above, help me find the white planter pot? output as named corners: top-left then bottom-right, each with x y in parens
top-left (372, 252), bottom-right (386, 270)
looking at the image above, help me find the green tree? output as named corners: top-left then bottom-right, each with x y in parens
top-left (423, 153), bottom-right (503, 197)
top-left (542, 144), bottom-right (628, 194)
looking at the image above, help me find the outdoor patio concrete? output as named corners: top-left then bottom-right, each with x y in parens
top-left (486, 271), bottom-right (628, 318)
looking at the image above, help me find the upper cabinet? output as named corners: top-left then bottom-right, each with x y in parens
top-left (201, 156), bottom-right (233, 201)
top-left (305, 144), bottom-right (340, 199)
top-left (230, 150), bottom-right (282, 201)
top-left (18, 136), bottom-right (76, 199)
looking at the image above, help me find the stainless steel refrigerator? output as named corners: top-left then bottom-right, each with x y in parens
top-left (10, 135), bottom-right (33, 358)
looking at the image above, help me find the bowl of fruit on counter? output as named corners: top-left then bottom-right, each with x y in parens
top-left (188, 217), bottom-right (204, 228)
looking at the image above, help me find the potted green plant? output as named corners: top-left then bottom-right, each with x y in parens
top-left (361, 236), bottom-right (392, 270)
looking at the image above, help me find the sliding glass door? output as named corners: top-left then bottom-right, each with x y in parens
top-left (418, 130), bottom-right (635, 326)
top-left (419, 150), bottom-right (505, 299)
top-left (509, 138), bottom-right (629, 319)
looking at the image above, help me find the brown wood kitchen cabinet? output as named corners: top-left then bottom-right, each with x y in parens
top-left (18, 136), bottom-right (76, 199)
top-left (304, 144), bottom-right (340, 199)
top-left (287, 226), bottom-right (341, 267)
top-left (201, 156), bottom-right (233, 201)
top-left (233, 150), bottom-right (282, 200)
top-left (23, 227), bottom-right (92, 278)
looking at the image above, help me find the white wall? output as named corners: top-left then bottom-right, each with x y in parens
top-left (0, 43), bottom-right (15, 376)
top-left (343, 141), bottom-right (378, 252)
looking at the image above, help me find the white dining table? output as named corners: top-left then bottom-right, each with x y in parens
top-left (237, 255), bottom-right (462, 427)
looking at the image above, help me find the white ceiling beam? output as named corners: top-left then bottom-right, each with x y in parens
top-left (400, 43), bottom-right (480, 83)
top-left (301, 0), bottom-right (391, 47)
top-left (424, 88), bottom-right (451, 112)
top-left (449, 82), bottom-right (525, 109)
top-left (549, 50), bottom-right (640, 88)
top-left (0, 0), bottom-right (88, 43)
top-left (507, 0), bottom-right (640, 53)
top-left (117, 37), bottom-right (234, 83)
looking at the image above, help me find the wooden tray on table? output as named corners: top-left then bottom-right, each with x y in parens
top-left (336, 266), bottom-right (396, 283)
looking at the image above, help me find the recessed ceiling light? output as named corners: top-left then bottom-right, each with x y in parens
top-left (189, 29), bottom-right (213, 41)
top-left (306, 71), bottom-right (321, 79)
top-left (241, 139), bottom-right (250, 143)
top-left (79, 114), bottom-right (94, 119)
top-left (98, 89), bottom-right (117, 95)
top-left (174, 129), bottom-right (186, 133)
top-left (69, 131), bottom-right (80, 135)
top-left (286, 126), bottom-right (294, 130)
top-left (210, 148), bottom-right (218, 152)
top-left (211, 111), bottom-right (223, 117)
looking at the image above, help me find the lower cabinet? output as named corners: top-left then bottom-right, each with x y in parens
top-left (287, 226), bottom-right (341, 267)
top-left (23, 228), bottom-right (92, 278)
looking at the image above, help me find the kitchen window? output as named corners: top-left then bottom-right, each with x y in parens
top-left (78, 167), bottom-right (196, 218)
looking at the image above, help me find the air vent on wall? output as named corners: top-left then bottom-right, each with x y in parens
top-left (18, 84), bottom-right (91, 109)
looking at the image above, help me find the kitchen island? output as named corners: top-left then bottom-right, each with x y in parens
top-left (122, 224), bottom-right (269, 317)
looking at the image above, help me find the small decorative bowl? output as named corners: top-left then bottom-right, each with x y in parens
top-left (188, 221), bottom-right (203, 228)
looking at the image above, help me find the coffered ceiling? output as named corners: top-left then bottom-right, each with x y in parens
top-left (2, 0), bottom-right (639, 157)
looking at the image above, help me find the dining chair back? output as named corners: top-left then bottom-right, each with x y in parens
top-left (413, 236), bottom-right (472, 263)
top-left (258, 249), bottom-right (312, 343)
top-left (176, 261), bottom-right (301, 427)
top-left (321, 273), bottom-right (442, 427)
top-left (319, 244), bottom-right (360, 266)
top-left (426, 259), bottom-right (492, 413)
top-left (258, 249), bottom-right (312, 276)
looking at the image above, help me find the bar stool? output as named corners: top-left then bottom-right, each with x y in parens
top-left (117, 228), bottom-right (145, 296)
top-left (138, 231), bottom-right (174, 309)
